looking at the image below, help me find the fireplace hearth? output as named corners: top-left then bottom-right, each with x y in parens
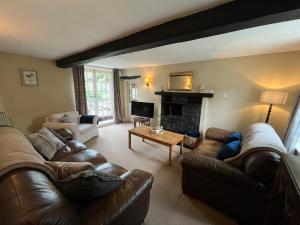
top-left (155, 91), bottom-right (213, 134)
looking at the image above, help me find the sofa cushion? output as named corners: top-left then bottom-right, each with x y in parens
top-left (61, 149), bottom-right (107, 166)
top-left (45, 161), bottom-right (95, 179)
top-left (27, 128), bottom-right (65, 160)
top-left (60, 114), bottom-right (75, 123)
top-left (205, 127), bottom-right (234, 142)
top-left (192, 139), bottom-right (223, 158)
top-left (48, 128), bottom-right (68, 143)
top-left (48, 111), bottom-right (79, 123)
top-left (57, 170), bottom-right (123, 202)
top-left (51, 140), bottom-right (86, 161)
top-left (216, 140), bottom-right (241, 161)
top-left (80, 115), bottom-right (96, 124)
top-left (78, 124), bottom-right (94, 134)
top-left (225, 132), bottom-right (242, 144)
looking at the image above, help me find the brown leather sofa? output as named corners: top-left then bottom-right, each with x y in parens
top-left (180, 124), bottom-right (285, 225)
top-left (0, 130), bottom-right (154, 225)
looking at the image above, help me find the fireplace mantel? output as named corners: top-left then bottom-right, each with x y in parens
top-left (155, 91), bottom-right (213, 98)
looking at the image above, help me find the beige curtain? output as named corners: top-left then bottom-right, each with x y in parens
top-left (283, 92), bottom-right (300, 153)
top-left (72, 66), bottom-right (88, 115)
top-left (113, 69), bottom-right (124, 123)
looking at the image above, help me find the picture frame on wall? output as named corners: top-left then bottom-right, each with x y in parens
top-left (20, 70), bottom-right (38, 87)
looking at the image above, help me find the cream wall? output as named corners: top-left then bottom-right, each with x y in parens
top-left (0, 51), bottom-right (75, 134)
top-left (122, 51), bottom-right (300, 137)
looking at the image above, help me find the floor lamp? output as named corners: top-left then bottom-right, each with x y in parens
top-left (260, 91), bottom-right (288, 123)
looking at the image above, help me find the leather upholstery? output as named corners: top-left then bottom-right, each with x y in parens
top-left (0, 139), bottom-right (154, 225)
top-left (0, 169), bottom-right (79, 225)
top-left (52, 140), bottom-right (87, 161)
top-left (180, 126), bottom-right (282, 225)
top-left (244, 150), bottom-right (281, 184)
top-left (80, 169), bottom-right (154, 225)
top-left (60, 149), bottom-right (107, 166)
top-left (205, 127), bottom-right (234, 142)
top-left (96, 162), bottom-right (128, 176)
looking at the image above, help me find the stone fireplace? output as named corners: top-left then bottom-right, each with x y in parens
top-left (155, 91), bottom-right (213, 134)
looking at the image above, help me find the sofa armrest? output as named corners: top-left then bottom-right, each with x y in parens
top-left (79, 169), bottom-right (154, 225)
top-left (180, 153), bottom-right (264, 192)
top-left (44, 122), bottom-right (80, 136)
top-left (0, 169), bottom-right (79, 225)
top-left (93, 115), bottom-right (99, 125)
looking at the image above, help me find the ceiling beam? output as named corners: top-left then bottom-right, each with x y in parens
top-left (56, 0), bottom-right (300, 68)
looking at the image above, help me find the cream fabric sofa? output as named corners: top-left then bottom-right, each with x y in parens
top-left (43, 111), bottom-right (99, 143)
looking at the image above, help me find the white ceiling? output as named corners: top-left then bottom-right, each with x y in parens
top-left (90, 19), bottom-right (300, 69)
top-left (0, 0), bottom-right (229, 59)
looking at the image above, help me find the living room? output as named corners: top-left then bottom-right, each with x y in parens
top-left (0, 1), bottom-right (300, 225)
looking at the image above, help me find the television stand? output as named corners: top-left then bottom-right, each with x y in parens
top-left (134, 117), bottom-right (150, 128)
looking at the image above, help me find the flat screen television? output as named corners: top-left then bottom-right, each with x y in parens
top-left (131, 101), bottom-right (154, 118)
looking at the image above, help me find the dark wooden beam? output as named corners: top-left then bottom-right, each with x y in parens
top-left (56, 0), bottom-right (300, 68)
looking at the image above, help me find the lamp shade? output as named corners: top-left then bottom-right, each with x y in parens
top-left (0, 96), bottom-right (5, 112)
top-left (260, 91), bottom-right (288, 105)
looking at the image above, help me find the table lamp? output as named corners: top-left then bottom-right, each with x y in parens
top-left (260, 90), bottom-right (288, 123)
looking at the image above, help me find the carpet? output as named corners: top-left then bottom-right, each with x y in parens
top-left (86, 123), bottom-right (237, 225)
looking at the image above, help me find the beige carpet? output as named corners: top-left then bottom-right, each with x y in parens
top-left (86, 123), bottom-right (237, 225)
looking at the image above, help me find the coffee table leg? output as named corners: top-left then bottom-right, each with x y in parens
top-left (128, 132), bottom-right (132, 150)
top-left (180, 140), bottom-right (183, 155)
top-left (169, 145), bottom-right (172, 166)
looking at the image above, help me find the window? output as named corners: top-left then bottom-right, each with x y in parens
top-left (85, 67), bottom-right (114, 124)
top-left (284, 94), bottom-right (300, 154)
top-left (129, 83), bottom-right (138, 102)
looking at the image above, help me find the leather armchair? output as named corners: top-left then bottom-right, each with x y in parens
top-left (180, 126), bottom-right (283, 225)
top-left (181, 153), bottom-right (267, 225)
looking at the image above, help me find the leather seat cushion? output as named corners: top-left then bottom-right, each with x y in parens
top-left (96, 163), bottom-right (128, 176)
top-left (192, 139), bottom-right (223, 158)
top-left (79, 169), bottom-right (154, 225)
top-left (78, 124), bottom-right (94, 134)
top-left (61, 149), bottom-right (107, 166)
top-left (52, 140), bottom-right (87, 161)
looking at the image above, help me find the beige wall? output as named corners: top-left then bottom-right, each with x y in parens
top-left (122, 51), bottom-right (300, 137)
top-left (0, 51), bottom-right (75, 134)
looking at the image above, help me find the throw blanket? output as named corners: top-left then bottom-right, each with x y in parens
top-left (0, 127), bottom-right (57, 180)
top-left (225, 123), bottom-right (287, 167)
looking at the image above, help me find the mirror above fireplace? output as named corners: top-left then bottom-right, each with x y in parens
top-left (168, 71), bottom-right (193, 91)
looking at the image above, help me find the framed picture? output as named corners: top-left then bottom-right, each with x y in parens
top-left (20, 70), bottom-right (38, 87)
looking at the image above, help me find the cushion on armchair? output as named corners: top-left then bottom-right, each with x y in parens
top-left (216, 140), bottom-right (241, 161)
top-left (80, 115), bottom-right (97, 124)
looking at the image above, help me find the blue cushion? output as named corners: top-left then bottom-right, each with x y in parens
top-left (186, 130), bottom-right (201, 138)
top-left (80, 115), bottom-right (97, 124)
top-left (225, 132), bottom-right (242, 144)
top-left (216, 140), bottom-right (241, 161)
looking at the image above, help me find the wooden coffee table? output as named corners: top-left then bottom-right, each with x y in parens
top-left (128, 126), bottom-right (184, 166)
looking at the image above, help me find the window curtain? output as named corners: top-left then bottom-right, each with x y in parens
top-left (72, 66), bottom-right (88, 115)
top-left (113, 69), bottom-right (124, 123)
top-left (283, 92), bottom-right (300, 153)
